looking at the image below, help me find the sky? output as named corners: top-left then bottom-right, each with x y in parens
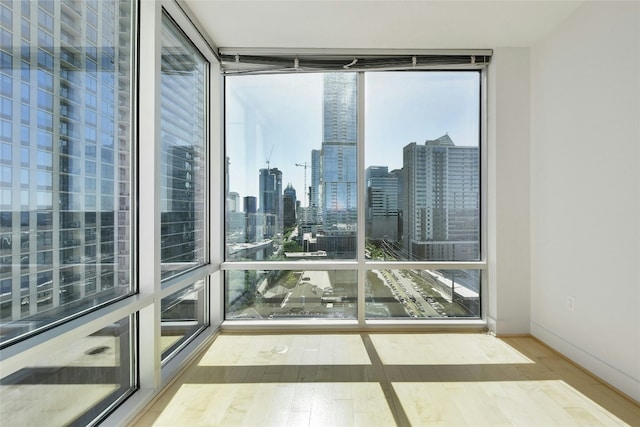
top-left (225, 71), bottom-right (479, 207)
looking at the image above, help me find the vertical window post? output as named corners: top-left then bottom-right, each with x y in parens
top-left (138, 0), bottom-right (163, 390)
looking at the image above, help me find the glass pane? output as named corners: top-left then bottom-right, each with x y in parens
top-left (226, 270), bottom-right (357, 320)
top-left (225, 73), bottom-right (358, 261)
top-left (0, 316), bottom-right (134, 426)
top-left (160, 13), bottom-right (207, 280)
top-left (366, 269), bottom-right (480, 318)
top-left (365, 72), bottom-right (480, 261)
top-left (161, 279), bottom-right (206, 361)
top-left (0, 0), bottom-right (133, 344)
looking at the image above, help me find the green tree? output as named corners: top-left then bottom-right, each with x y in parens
top-left (283, 240), bottom-right (303, 253)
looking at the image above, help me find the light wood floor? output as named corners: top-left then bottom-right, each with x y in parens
top-left (132, 333), bottom-right (640, 427)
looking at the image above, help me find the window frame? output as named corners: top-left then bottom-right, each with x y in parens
top-left (0, 1), bottom-right (140, 423)
top-left (158, 9), bottom-right (211, 285)
top-left (136, 0), bottom-right (221, 387)
top-left (0, 0), bottom-right (138, 350)
top-left (0, 1), bottom-right (223, 425)
top-left (220, 65), bottom-right (488, 329)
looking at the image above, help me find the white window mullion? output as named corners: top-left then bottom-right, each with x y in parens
top-left (480, 68), bottom-right (489, 322)
top-left (138, 0), bottom-right (163, 391)
top-left (210, 60), bottom-right (224, 329)
top-left (357, 72), bottom-right (366, 326)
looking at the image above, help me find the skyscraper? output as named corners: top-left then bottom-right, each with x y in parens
top-left (322, 74), bottom-right (357, 144)
top-left (226, 191), bottom-right (245, 240)
top-left (283, 184), bottom-right (297, 228)
top-left (310, 149), bottom-right (321, 210)
top-left (320, 143), bottom-right (357, 227)
top-left (258, 167), bottom-right (282, 237)
top-left (243, 196), bottom-right (257, 214)
top-left (389, 168), bottom-right (404, 242)
top-left (228, 192), bottom-right (240, 213)
top-left (366, 166), bottom-right (399, 241)
top-left (243, 196), bottom-right (257, 242)
top-left (316, 73), bottom-right (357, 257)
top-left (161, 146), bottom-right (200, 263)
top-left (402, 134), bottom-right (479, 260)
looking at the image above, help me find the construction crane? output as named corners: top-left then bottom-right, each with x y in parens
top-left (265, 144), bottom-right (274, 171)
top-left (295, 162), bottom-right (310, 204)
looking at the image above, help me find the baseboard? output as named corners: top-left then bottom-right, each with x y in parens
top-left (531, 321), bottom-right (640, 404)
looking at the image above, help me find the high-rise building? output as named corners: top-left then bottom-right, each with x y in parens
top-left (0, 0), bottom-right (132, 328)
top-left (366, 166), bottom-right (399, 241)
top-left (274, 168), bottom-right (283, 230)
top-left (309, 149), bottom-right (321, 210)
top-left (243, 196), bottom-right (257, 214)
top-left (283, 184), bottom-right (297, 228)
top-left (321, 143), bottom-right (357, 228)
top-left (258, 167), bottom-right (282, 237)
top-left (243, 196), bottom-right (257, 242)
top-left (259, 168), bottom-right (275, 214)
top-left (228, 191), bottom-right (240, 213)
top-left (313, 74), bottom-right (357, 257)
top-left (402, 134), bottom-right (479, 260)
top-left (322, 74), bottom-right (357, 144)
top-left (389, 168), bottom-right (404, 241)
top-left (320, 73), bottom-right (357, 230)
top-left (161, 146), bottom-right (200, 263)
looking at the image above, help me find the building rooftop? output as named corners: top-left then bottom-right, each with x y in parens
top-left (425, 133), bottom-right (455, 146)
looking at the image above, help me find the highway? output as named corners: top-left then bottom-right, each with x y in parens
top-left (376, 270), bottom-right (447, 317)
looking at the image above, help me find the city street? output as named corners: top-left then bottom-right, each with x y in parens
top-left (375, 270), bottom-right (444, 317)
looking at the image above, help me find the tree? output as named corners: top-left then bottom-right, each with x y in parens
top-left (283, 240), bottom-right (303, 253)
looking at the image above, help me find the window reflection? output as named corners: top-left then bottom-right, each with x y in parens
top-left (159, 13), bottom-right (208, 281)
top-left (0, 0), bottom-right (133, 344)
top-left (0, 316), bottom-right (134, 426)
top-left (161, 279), bottom-right (207, 361)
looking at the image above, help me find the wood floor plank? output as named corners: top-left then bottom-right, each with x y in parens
top-left (130, 333), bottom-right (639, 427)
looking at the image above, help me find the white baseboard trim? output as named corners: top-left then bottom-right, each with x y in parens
top-left (531, 321), bottom-right (640, 403)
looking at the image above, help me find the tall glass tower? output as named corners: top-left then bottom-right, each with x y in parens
top-left (319, 73), bottom-right (357, 231)
top-left (314, 73), bottom-right (358, 257)
top-left (322, 73), bottom-right (357, 144)
top-left (258, 167), bottom-right (282, 237)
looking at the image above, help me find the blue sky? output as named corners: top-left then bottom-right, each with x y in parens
top-left (226, 71), bottom-right (479, 206)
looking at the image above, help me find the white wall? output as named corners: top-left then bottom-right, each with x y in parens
top-left (487, 48), bottom-right (531, 335)
top-left (530, 1), bottom-right (640, 401)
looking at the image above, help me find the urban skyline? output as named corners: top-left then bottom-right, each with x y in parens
top-left (225, 71), bottom-right (480, 203)
top-left (226, 70), bottom-right (480, 264)
top-left (227, 134), bottom-right (480, 244)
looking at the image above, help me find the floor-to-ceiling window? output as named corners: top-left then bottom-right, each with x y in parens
top-left (0, 1), bottom-right (221, 425)
top-left (222, 55), bottom-right (488, 324)
top-left (0, 0), bottom-right (137, 424)
top-left (158, 10), bottom-right (209, 363)
top-left (225, 73), bottom-right (359, 320)
top-left (364, 71), bottom-right (481, 319)
top-left (0, 0), bottom-right (134, 345)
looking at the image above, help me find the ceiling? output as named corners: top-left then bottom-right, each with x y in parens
top-left (181, 0), bottom-right (585, 50)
